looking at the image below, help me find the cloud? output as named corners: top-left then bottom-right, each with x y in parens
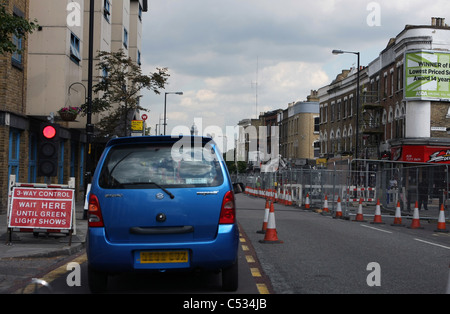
top-left (140, 0), bottom-right (450, 135)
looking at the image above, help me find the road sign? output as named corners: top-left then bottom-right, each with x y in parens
top-left (131, 120), bottom-right (143, 131)
top-left (8, 187), bottom-right (74, 230)
top-left (142, 114), bottom-right (148, 121)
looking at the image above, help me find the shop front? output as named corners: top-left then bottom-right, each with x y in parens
top-left (391, 144), bottom-right (450, 164)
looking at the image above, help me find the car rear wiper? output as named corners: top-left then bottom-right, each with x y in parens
top-left (148, 181), bottom-right (175, 199)
top-left (121, 181), bottom-right (175, 199)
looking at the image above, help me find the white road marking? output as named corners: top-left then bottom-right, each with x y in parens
top-left (360, 224), bottom-right (393, 234)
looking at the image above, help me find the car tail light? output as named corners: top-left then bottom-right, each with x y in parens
top-left (88, 194), bottom-right (104, 227)
top-left (219, 191), bottom-right (236, 224)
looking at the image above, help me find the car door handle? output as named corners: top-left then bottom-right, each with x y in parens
top-left (130, 226), bottom-right (194, 235)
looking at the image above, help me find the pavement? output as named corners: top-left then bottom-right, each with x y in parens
top-left (0, 201), bottom-right (87, 259)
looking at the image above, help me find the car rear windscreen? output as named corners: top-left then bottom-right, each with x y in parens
top-left (98, 142), bottom-right (225, 189)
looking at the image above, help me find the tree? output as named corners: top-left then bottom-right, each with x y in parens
top-left (82, 49), bottom-right (169, 138)
top-left (0, 0), bottom-right (38, 55)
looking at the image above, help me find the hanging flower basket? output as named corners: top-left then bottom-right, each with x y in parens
top-left (59, 111), bottom-right (77, 121)
top-left (58, 106), bottom-right (81, 121)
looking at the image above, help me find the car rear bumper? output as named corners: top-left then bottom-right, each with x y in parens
top-left (87, 224), bottom-right (239, 273)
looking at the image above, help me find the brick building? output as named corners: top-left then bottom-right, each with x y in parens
top-left (0, 0), bottom-right (148, 213)
top-left (279, 96), bottom-right (320, 162)
top-left (0, 0), bottom-right (32, 212)
top-left (319, 18), bottom-right (450, 164)
top-left (318, 67), bottom-right (371, 160)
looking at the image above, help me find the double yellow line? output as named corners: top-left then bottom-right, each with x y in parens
top-left (240, 235), bottom-right (270, 294)
top-left (17, 253), bottom-right (87, 294)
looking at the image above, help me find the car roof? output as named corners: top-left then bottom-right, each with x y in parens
top-left (105, 135), bottom-right (215, 148)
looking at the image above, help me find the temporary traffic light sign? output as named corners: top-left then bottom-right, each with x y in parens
top-left (38, 122), bottom-right (60, 177)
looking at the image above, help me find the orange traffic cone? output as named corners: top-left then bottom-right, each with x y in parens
top-left (334, 197), bottom-right (343, 218)
top-left (354, 198), bottom-right (365, 222)
top-left (322, 195), bottom-right (329, 213)
top-left (287, 191), bottom-right (293, 206)
top-left (371, 199), bottom-right (384, 224)
top-left (408, 201), bottom-right (423, 229)
top-left (305, 193), bottom-right (310, 209)
top-left (259, 202), bottom-right (283, 244)
top-left (391, 201), bottom-right (405, 227)
top-left (435, 204), bottom-right (449, 233)
top-left (257, 200), bottom-right (270, 234)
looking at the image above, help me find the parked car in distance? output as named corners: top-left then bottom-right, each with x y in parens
top-left (86, 135), bottom-right (243, 293)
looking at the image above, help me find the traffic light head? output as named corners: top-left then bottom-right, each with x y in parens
top-left (42, 125), bottom-right (57, 139)
top-left (39, 123), bottom-right (60, 142)
top-left (38, 123), bottom-right (60, 177)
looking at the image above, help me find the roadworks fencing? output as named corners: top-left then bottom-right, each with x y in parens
top-left (233, 159), bottom-right (449, 222)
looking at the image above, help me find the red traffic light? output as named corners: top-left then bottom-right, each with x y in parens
top-left (42, 125), bottom-right (56, 139)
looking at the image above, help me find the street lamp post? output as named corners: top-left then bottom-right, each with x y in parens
top-left (332, 50), bottom-right (360, 161)
top-left (163, 92), bottom-right (183, 135)
top-left (80, 0), bottom-right (95, 220)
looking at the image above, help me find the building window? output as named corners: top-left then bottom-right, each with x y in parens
top-left (390, 71), bottom-right (394, 96)
top-left (336, 129), bottom-right (341, 153)
top-left (123, 28), bottom-right (128, 48)
top-left (323, 131), bottom-right (328, 154)
top-left (397, 66), bottom-right (403, 91)
top-left (313, 141), bottom-right (320, 158)
top-left (102, 67), bottom-right (108, 82)
top-left (382, 109), bottom-right (387, 125)
top-left (343, 98), bottom-right (348, 119)
top-left (8, 129), bottom-right (21, 180)
top-left (28, 133), bottom-right (37, 183)
top-left (70, 141), bottom-right (76, 178)
top-left (314, 117), bottom-right (320, 133)
top-left (348, 126), bottom-right (353, 152)
top-left (11, 34), bottom-right (23, 66)
top-left (388, 106), bottom-right (393, 123)
top-left (383, 73), bottom-right (388, 98)
top-left (138, 3), bottom-right (143, 21)
top-left (104, 0), bottom-right (111, 22)
top-left (331, 102), bottom-right (335, 122)
top-left (343, 128), bottom-right (348, 152)
top-left (137, 50), bottom-right (141, 65)
top-left (337, 100), bottom-right (341, 120)
top-left (10, 7), bottom-right (24, 68)
top-left (70, 32), bottom-right (81, 65)
top-left (349, 96), bottom-right (353, 117)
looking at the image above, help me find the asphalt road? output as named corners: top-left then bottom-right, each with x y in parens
top-left (4, 193), bottom-right (450, 295)
top-left (30, 248), bottom-right (262, 294)
top-left (236, 194), bottom-right (450, 294)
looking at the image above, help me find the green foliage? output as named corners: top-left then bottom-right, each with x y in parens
top-left (0, 0), bottom-right (38, 55)
top-left (225, 159), bottom-right (248, 174)
top-left (81, 49), bottom-right (170, 138)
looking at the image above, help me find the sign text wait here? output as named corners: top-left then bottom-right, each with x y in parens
top-left (8, 187), bottom-right (74, 230)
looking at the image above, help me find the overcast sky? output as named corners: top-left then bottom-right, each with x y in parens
top-left (139, 0), bottom-right (449, 135)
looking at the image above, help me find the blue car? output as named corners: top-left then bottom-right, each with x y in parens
top-left (86, 136), bottom-right (242, 293)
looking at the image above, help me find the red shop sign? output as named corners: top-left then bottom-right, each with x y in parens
top-left (8, 187), bottom-right (74, 230)
top-left (395, 145), bottom-right (450, 164)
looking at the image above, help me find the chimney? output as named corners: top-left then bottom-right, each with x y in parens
top-left (432, 17), bottom-right (446, 26)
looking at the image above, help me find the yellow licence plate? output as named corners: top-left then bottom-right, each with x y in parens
top-left (140, 251), bottom-right (188, 264)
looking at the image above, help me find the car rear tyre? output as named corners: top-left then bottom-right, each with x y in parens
top-left (222, 262), bottom-right (238, 291)
top-left (88, 265), bottom-right (108, 293)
